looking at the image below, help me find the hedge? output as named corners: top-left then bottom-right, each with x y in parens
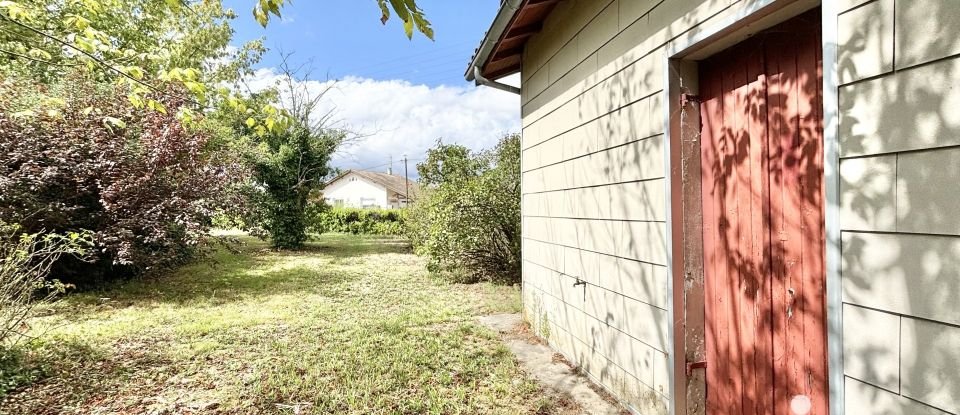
top-left (313, 207), bottom-right (406, 236)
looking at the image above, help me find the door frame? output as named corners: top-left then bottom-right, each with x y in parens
top-left (659, 1), bottom-right (843, 414)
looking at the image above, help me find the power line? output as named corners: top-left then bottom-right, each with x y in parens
top-left (335, 39), bottom-right (475, 73)
top-left (341, 53), bottom-right (471, 80)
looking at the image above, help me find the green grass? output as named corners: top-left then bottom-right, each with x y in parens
top-left (0, 234), bottom-right (550, 414)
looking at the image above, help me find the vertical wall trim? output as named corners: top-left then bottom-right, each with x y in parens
top-left (821, 0), bottom-right (844, 413)
top-left (662, 57), bottom-right (677, 415)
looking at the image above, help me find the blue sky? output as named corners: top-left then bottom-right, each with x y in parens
top-left (225, 0), bottom-right (499, 87)
top-left (223, 1), bottom-right (521, 175)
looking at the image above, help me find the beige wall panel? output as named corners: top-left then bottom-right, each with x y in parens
top-left (845, 377), bottom-right (950, 415)
top-left (563, 156), bottom-right (592, 190)
top-left (619, 221), bottom-right (669, 265)
top-left (525, 57), bottom-right (599, 127)
top-left (566, 327), bottom-right (668, 415)
top-left (522, 193), bottom-right (543, 217)
top-left (603, 14), bottom-right (655, 69)
top-left (578, 77), bottom-right (622, 123)
top-left (897, 148), bottom-right (960, 235)
top-left (599, 99), bottom-right (652, 150)
top-left (619, 0), bottom-right (659, 29)
top-left (597, 317), bottom-right (658, 389)
top-left (524, 216), bottom-right (547, 242)
top-left (564, 119), bottom-right (602, 160)
top-left (563, 189), bottom-right (583, 218)
top-left (838, 0), bottom-right (894, 84)
top-left (529, 274), bottom-right (667, 398)
top-left (615, 0), bottom-right (729, 75)
top-left (550, 218), bottom-right (580, 249)
top-left (652, 350), bottom-right (670, 397)
top-left (539, 136), bottom-right (566, 170)
top-left (577, 219), bottom-right (621, 256)
top-left (564, 247), bottom-right (601, 282)
top-left (527, 239), bottom-right (564, 273)
top-left (610, 135), bottom-right (666, 184)
top-left (563, 0), bottom-right (616, 42)
top-left (526, 66), bottom-right (550, 103)
top-left (839, 154), bottom-right (897, 232)
top-left (895, 0), bottom-right (960, 69)
top-left (522, 169), bottom-right (543, 193)
top-left (561, 54), bottom-right (602, 104)
top-left (839, 57), bottom-right (960, 157)
top-left (522, 147), bottom-right (540, 173)
top-left (582, 186), bottom-right (610, 220)
top-left (841, 231), bottom-right (960, 326)
top-left (527, 46), bottom-right (663, 135)
top-left (579, 2), bottom-right (620, 62)
top-left (598, 253), bottom-right (670, 308)
top-left (522, 122), bottom-right (542, 150)
top-left (584, 287), bottom-right (669, 352)
top-left (901, 318), bottom-right (960, 414)
top-left (607, 179), bottom-right (667, 222)
top-left (578, 187), bottom-right (608, 219)
top-left (596, 48), bottom-right (664, 111)
top-left (842, 304), bottom-right (901, 392)
top-left (549, 36), bottom-right (582, 86)
top-left (648, 93), bottom-right (664, 136)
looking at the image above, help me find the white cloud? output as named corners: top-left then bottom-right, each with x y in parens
top-left (243, 68), bottom-right (521, 176)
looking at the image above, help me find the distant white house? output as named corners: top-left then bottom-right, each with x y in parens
top-left (322, 170), bottom-right (418, 209)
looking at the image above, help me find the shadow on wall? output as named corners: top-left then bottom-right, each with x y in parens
top-left (518, 0), bottom-right (765, 413)
top-left (520, 0), bottom-right (960, 412)
top-left (838, 0), bottom-right (960, 412)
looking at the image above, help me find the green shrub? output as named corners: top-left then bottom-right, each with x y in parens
top-left (406, 134), bottom-right (521, 284)
top-left (313, 207), bottom-right (407, 236)
top-left (0, 223), bottom-right (92, 346)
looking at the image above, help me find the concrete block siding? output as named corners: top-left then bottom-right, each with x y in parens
top-left (838, 0), bottom-right (960, 413)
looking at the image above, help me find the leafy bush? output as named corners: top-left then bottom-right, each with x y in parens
top-left (407, 134), bottom-right (521, 283)
top-left (0, 223), bottom-right (91, 346)
top-left (313, 207), bottom-right (406, 236)
top-left (0, 74), bottom-right (246, 285)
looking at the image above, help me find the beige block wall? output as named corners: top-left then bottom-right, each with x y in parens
top-left (838, 0), bottom-right (960, 413)
top-left (517, 0), bottom-right (751, 412)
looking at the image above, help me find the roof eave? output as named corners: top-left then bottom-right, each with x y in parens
top-left (464, 0), bottom-right (525, 82)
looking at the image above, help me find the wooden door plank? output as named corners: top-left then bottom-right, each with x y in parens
top-left (732, 48), bottom-right (759, 415)
top-left (747, 42), bottom-right (774, 415)
top-left (720, 53), bottom-right (745, 415)
top-left (763, 34), bottom-right (785, 415)
top-left (701, 61), bottom-right (723, 415)
top-left (796, 19), bottom-right (828, 414)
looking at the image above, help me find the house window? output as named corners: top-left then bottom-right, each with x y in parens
top-left (360, 198), bottom-right (376, 209)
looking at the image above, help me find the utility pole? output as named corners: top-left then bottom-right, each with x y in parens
top-left (403, 154), bottom-right (410, 206)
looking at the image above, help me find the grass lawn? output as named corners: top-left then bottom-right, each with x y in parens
top-left (0, 234), bottom-right (560, 414)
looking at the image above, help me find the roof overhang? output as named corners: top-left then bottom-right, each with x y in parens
top-left (465, 0), bottom-right (563, 83)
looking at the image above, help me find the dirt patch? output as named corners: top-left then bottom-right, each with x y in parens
top-left (477, 314), bottom-right (629, 415)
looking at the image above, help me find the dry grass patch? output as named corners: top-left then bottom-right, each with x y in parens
top-left (1, 234), bottom-right (556, 414)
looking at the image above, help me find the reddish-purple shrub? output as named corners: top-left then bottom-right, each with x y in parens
top-left (0, 74), bottom-right (247, 285)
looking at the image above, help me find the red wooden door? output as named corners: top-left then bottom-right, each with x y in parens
top-left (699, 9), bottom-right (826, 415)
